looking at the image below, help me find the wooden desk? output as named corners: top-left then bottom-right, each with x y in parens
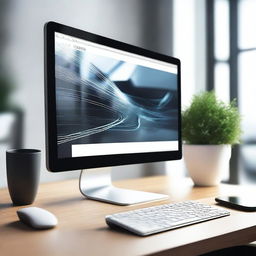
top-left (1, 176), bottom-right (256, 256)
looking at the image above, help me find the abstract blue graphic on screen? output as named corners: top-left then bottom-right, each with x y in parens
top-left (55, 43), bottom-right (178, 158)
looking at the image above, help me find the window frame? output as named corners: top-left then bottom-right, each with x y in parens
top-left (206, 0), bottom-right (256, 184)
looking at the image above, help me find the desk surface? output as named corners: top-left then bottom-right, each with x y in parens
top-left (1, 175), bottom-right (256, 256)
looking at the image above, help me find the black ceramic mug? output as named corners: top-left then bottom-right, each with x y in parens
top-left (6, 149), bottom-right (41, 205)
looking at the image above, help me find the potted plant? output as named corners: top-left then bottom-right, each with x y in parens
top-left (0, 72), bottom-right (23, 148)
top-left (182, 91), bottom-right (241, 186)
top-left (0, 74), bottom-right (15, 141)
top-left (0, 74), bottom-right (14, 112)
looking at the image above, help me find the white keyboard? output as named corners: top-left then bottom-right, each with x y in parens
top-left (106, 201), bottom-right (230, 236)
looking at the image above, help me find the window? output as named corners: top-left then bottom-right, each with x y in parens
top-left (207, 0), bottom-right (256, 184)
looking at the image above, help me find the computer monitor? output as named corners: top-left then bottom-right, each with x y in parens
top-left (44, 22), bottom-right (181, 205)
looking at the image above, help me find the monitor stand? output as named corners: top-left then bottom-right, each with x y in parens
top-left (79, 168), bottom-right (168, 205)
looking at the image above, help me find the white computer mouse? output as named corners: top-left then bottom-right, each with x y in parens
top-left (17, 207), bottom-right (58, 229)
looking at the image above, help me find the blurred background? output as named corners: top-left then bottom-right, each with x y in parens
top-left (0, 0), bottom-right (255, 188)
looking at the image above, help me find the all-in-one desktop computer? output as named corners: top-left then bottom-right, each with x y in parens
top-left (44, 21), bottom-right (181, 205)
top-left (44, 22), bottom-right (230, 235)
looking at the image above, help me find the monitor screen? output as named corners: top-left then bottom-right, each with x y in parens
top-left (45, 22), bottom-right (181, 171)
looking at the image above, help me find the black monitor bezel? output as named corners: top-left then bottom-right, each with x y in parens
top-left (44, 21), bottom-right (182, 172)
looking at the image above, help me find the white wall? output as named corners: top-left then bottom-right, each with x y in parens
top-left (0, 0), bottom-right (206, 188)
top-left (0, 0), bottom-right (174, 188)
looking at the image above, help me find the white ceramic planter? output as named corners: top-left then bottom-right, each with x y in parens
top-left (183, 144), bottom-right (231, 186)
top-left (0, 112), bottom-right (16, 141)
